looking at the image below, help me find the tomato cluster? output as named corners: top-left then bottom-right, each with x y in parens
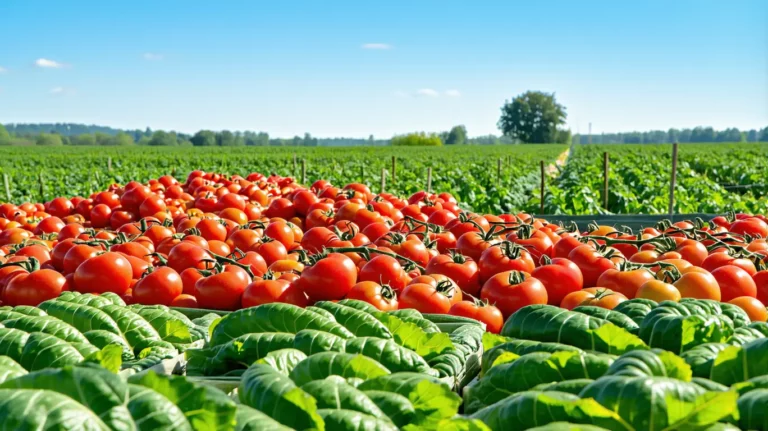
top-left (2, 171), bottom-right (768, 334)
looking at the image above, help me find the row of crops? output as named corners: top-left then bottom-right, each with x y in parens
top-left (0, 145), bottom-right (566, 215)
top-left (546, 143), bottom-right (768, 215)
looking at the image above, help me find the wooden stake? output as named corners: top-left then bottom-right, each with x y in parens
top-left (3, 174), bottom-right (10, 203)
top-left (426, 168), bottom-right (432, 193)
top-left (668, 143), bottom-right (679, 215)
top-left (293, 154), bottom-right (297, 177)
top-left (497, 158), bottom-right (502, 185)
top-left (540, 160), bottom-right (545, 214)
top-left (301, 159), bottom-right (306, 184)
top-left (107, 156), bottom-right (112, 172)
top-left (380, 168), bottom-right (386, 193)
top-left (360, 165), bottom-right (365, 183)
top-left (391, 156), bottom-right (397, 183)
top-left (38, 172), bottom-right (45, 201)
top-left (603, 152), bottom-right (609, 210)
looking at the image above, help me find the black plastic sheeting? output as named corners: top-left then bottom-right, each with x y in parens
top-left (533, 213), bottom-right (717, 231)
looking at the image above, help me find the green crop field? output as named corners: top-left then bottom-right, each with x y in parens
top-left (1, 142), bottom-right (766, 215)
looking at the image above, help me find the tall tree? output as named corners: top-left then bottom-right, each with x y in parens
top-left (445, 125), bottom-right (467, 145)
top-left (35, 133), bottom-right (63, 146)
top-left (217, 130), bottom-right (236, 146)
top-left (191, 130), bottom-right (216, 146)
top-left (148, 131), bottom-right (177, 146)
top-left (0, 124), bottom-right (12, 145)
top-left (497, 91), bottom-right (567, 143)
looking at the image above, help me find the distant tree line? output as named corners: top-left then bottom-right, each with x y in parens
top-left (574, 126), bottom-right (768, 145)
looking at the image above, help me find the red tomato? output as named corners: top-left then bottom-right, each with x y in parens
top-left (560, 287), bottom-right (627, 310)
top-left (295, 253), bottom-right (357, 301)
top-left (728, 296), bottom-right (767, 322)
top-left (477, 242), bottom-right (535, 284)
top-left (242, 277), bottom-right (309, 308)
top-left (596, 267), bottom-right (655, 299)
top-left (171, 293), bottom-right (199, 308)
top-left (346, 281), bottom-right (399, 311)
top-left (701, 252), bottom-right (757, 276)
top-left (711, 266), bottom-right (757, 301)
top-left (568, 244), bottom-right (617, 287)
top-left (426, 252), bottom-right (481, 296)
top-left (754, 270), bottom-right (768, 305)
top-left (194, 266), bottom-right (250, 310)
top-left (167, 242), bottom-right (212, 273)
top-left (62, 244), bottom-right (100, 275)
top-left (74, 252), bottom-right (133, 295)
top-left (730, 218), bottom-right (768, 237)
top-left (448, 300), bottom-right (504, 334)
top-left (673, 271), bottom-right (721, 301)
top-left (531, 257), bottom-right (584, 305)
top-left (4, 267), bottom-right (67, 306)
top-left (132, 267), bottom-right (183, 305)
top-left (399, 281), bottom-right (462, 314)
top-left (180, 268), bottom-right (205, 296)
top-left (480, 270), bottom-right (547, 318)
top-left (358, 255), bottom-right (409, 292)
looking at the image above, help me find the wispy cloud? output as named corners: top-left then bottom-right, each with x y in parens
top-left (50, 87), bottom-right (75, 95)
top-left (445, 89), bottom-right (461, 97)
top-left (35, 58), bottom-right (65, 68)
top-left (394, 90), bottom-right (410, 98)
top-left (416, 88), bottom-right (439, 97)
top-left (0, 66), bottom-right (6, 73)
top-left (143, 53), bottom-right (164, 61)
top-left (362, 43), bottom-right (392, 50)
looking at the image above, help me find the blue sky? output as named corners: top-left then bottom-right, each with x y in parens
top-left (0, 0), bottom-right (765, 138)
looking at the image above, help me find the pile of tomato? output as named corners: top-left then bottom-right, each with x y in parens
top-left (1, 170), bottom-right (768, 334)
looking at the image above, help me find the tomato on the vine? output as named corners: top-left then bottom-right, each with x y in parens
top-left (480, 270), bottom-right (547, 318)
top-left (346, 281), bottom-right (398, 311)
top-left (560, 287), bottom-right (627, 310)
top-left (295, 253), bottom-right (357, 301)
top-left (448, 300), bottom-right (504, 334)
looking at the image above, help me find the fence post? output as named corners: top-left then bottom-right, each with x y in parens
top-left (497, 158), bottom-right (502, 185)
top-left (38, 172), bottom-right (45, 202)
top-left (301, 159), bottom-right (307, 185)
top-left (426, 168), bottom-right (432, 193)
top-left (391, 156), bottom-right (397, 183)
top-left (603, 152), bottom-right (609, 210)
top-left (107, 156), bottom-right (112, 172)
top-left (360, 165), bottom-right (365, 183)
top-left (380, 168), bottom-right (386, 193)
top-left (668, 143), bottom-right (679, 216)
top-left (540, 160), bottom-right (545, 214)
top-left (3, 174), bottom-right (10, 203)
top-left (293, 154), bottom-right (297, 177)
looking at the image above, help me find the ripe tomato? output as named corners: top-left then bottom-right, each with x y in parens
top-left (596, 267), bottom-right (655, 299)
top-left (754, 270), bottom-right (768, 305)
top-left (74, 252), bottom-right (133, 295)
top-left (456, 231), bottom-right (499, 262)
top-left (62, 244), bottom-right (100, 275)
top-left (478, 242), bottom-right (535, 283)
top-left (448, 300), bottom-right (504, 334)
top-left (426, 252), bottom-right (481, 296)
top-left (399, 281), bottom-right (461, 314)
top-left (3, 267), bottom-right (68, 306)
top-left (242, 277), bottom-right (309, 308)
top-left (358, 255), bottom-right (409, 292)
top-left (167, 242), bottom-right (212, 273)
top-left (711, 266), bottom-right (757, 301)
top-left (132, 267), bottom-right (183, 305)
top-left (560, 287), bottom-right (627, 310)
top-left (346, 281), bottom-right (398, 311)
top-left (730, 218), bottom-right (768, 237)
top-left (636, 280), bottom-right (681, 302)
top-left (171, 293), bottom-right (199, 308)
top-left (673, 271), bottom-right (720, 301)
top-left (702, 252), bottom-right (757, 276)
top-left (194, 266), bottom-right (250, 310)
top-left (728, 296), bottom-right (768, 322)
top-left (295, 253), bottom-right (357, 301)
top-left (568, 244), bottom-right (617, 287)
top-left (531, 257), bottom-right (584, 306)
top-left (480, 270), bottom-right (547, 318)
top-left (250, 239), bottom-right (288, 265)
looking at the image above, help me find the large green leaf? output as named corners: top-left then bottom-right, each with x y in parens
top-left (234, 404), bottom-right (292, 431)
top-left (680, 343), bottom-right (730, 378)
top-left (19, 332), bottom-right (84, 371)
top-left (39, 299), bottom-right (122, 335)
top-left (638, 301), bottom-right (734, 354)
top-left (572, 306), bottom-right (639, 333)
top-left (579, 376), bottom-right (735, 430)
top-left (288, 352), bottom-right (390, 386)
top-left (129, 305), bottom-right (194, 344)
top-left (375, 313), bottom-right (453, 360)
top-left (84, 330), bottom-right (134, 361)
top-left (363, 390), bottom-right (415, 428)
top-left (344, 336), bottom-right (437, 376)
top-left (314, 301), bottom-right (392, 339)
top-left (612, 298), bottom-right (658, 326)
top-left (0, 327), bottom-right (29, 363)
top-left (239, 363), bottom-right (324, 430)
top-left (465, 351), bottom-right (613, 414)
top-left (710, 338), bottom-right (768, 385)
top-left (0, 365), bottom-right (135, 430)
top-left (128, 371), bottom-right (237, 431)
top-left (255, 348), bottom-right (307, 375)
top-left (0, 356), bottom-right (26, 384)
top-left (101, 305), bottom-right (162, 352)
top-left (186, 332), bottom-right (295, 376)
top-left (481, 339), bottom-right (582, 375)
top-left (301, 375), bottom-right (386, 418)
top-left (0, 388), bottom-right (111, 431)
top-left (127, 383), bottom-right (191, 431)
top-left (2, 315), bottom-right (89, 344)
top-left (293, 329), bottom-right (347, 355)
top-left (317, 409), bottom-right (398, 431)
top-left (210, 303), bottom-right (353, 346)
top-left (604, 349), bottom-right (692, 381)
top-left (469, 390), bottom-right (631, 431)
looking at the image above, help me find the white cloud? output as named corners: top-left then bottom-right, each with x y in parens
top-left (445, 89), bottom-right (461, 97)
top-left (416, 88), bottom-right (439, 97)
top-left (0, 66), bottom-right (6, 73)
top-left (35, 58), bottom-right (64, 68)
top-left (362, 43), bottom-right (392, 50)
top-left (143, 53), bottom-right (164, 61)
top-left (50, 87), bottom-right (75, 95)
